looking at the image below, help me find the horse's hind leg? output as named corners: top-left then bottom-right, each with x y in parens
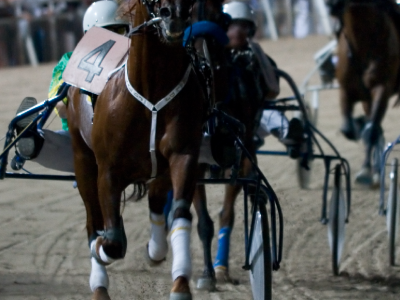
top-left (213, 182), bottom-right (240, 285)
top-left (192, 183), bottom-right (215, 291)
top-left (339, 88), bottom-right (361, 141)
top-left (356, 85), bottom-right (389, 187)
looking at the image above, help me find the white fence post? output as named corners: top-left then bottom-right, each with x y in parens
top-left (25, 35), bottom-right (39, 66)
top-left (260, 0), bottom-right (279, 40)
top-left (312, 0), bottom-right (333, 37)
top-left (17, 18), bottom-right (39, 66)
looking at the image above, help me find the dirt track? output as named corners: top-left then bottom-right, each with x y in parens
top-left (1, 35), bottom-right (400, 300)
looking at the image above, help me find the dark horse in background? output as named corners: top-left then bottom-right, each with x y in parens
top-left (66, 0), bottom-right (206, 299)
top-left (187, 0), bottom-right (280, 291)
top-left (329, 0), bottom-right (400, 187)
top-left (187, 0), bottom-right (232, 290)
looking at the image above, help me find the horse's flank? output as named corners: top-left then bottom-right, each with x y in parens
top-left (335, 0), bottom-right (400, 186)
top-left (337, 3), bottom-right (400, 101)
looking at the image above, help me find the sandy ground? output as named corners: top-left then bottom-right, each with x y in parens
top-left (1, 35), bottom-right (400, 300)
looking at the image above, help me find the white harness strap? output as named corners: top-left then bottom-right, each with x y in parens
top-left (125, 64), bottom-right (192, 178)
top-left (107, 61), bottom-right (127, 81)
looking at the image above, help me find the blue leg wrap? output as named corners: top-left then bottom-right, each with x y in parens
top-left (213, 227), bottom-right (232, 269)
top-left (163, 190), bottom-right (173, 224)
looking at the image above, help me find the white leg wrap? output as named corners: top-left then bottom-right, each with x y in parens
top-left (170, 218), bottom-right (192, 281)
top-left (90, 257), bottom-right (109, 292)
top-left (148, 212), bottom-right (168, 261)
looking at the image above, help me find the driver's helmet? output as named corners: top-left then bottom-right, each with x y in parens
top-left (223, 1), bottom-right (256, 36)
top-left (82, 0), bottom-right (129, 34)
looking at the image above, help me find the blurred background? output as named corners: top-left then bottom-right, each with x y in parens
top-left (0, 0), bottom-right (333, 68)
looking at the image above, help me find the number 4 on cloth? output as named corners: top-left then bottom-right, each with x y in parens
top-left (78, 40), bottom-right (116, 83)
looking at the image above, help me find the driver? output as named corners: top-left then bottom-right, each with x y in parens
top-left (223, 0), bottom-right (304, 157)
top-left (12, 0), bottom-right (129, 172)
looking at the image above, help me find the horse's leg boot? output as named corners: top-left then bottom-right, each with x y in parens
top-left (355, 167), bottom-right (372, 186)
top-left (143, 243), bottom-right (166, 267)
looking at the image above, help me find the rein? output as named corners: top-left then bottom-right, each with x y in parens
top-left (128, 17), bottom-right (162, 37)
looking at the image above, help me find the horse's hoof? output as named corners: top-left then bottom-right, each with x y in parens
top-left (196, 276), bottom-right (216, 291)
top-left (355, 168), bottom-right (372, 186)
top-left (340, 126), bottom-right (359, 141)
top-left (92, 287), bottom-right (111, 300)
top-left (143, 244), bottom-right (166, 267)
top-left (215, 268), bottom-right (239, 285)
top-left (169, 292), bottom-right (192, 300)
top-left (354, 115), bottom-right (367, 133)
top-left (371, 172), bottom-right (380, 189)
top-left (170, 276), bottom-right (191, 300)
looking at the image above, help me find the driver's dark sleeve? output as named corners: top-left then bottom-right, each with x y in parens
top-left (258, 53), bottom-right (280, 100)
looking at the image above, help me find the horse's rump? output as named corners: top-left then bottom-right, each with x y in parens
top-left (334, 0), bottom-right (400, 186)
top-left (338, 1), bottom-right (400, 95)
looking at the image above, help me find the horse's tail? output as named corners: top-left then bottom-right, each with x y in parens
top-left (124, 182), bottom-right (148, 202)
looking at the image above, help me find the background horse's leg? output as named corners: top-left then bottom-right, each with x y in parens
top-left (357, 85), bottom-right (389, 187)
top-left (361, 101), bottom-right (372, 118)
top-left (214, 153), bottom-right (254, 285)
top-left (213, 182), bottom-right (240, 284)
top-left (193, 183), bottom-right (215, 291)
top-left (339, 87), bottom-right (360, 141)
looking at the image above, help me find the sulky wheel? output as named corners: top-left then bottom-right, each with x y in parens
top-left (248, 200), bottom-right (272, 300)
top-left (327, 163), bottom-right (346, 276)
top-left (387, 158), bottom-right (399, 266)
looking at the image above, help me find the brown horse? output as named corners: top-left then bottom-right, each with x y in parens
top-left (66, 0), bottom-right (207, 299)
top-left (335, 0), bottom-right (400, 187)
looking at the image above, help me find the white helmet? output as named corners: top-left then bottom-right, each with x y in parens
top-left (82, 0), bottom-right (129, 33)
top-left (223, 1), bottom-right (256, 26)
